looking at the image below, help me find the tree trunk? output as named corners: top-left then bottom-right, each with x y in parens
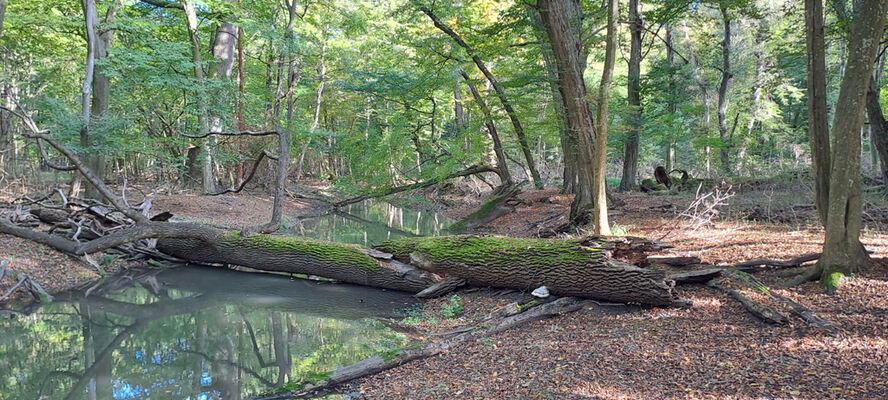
top-left (537, 0), bottom-right (597, 220)
top-left (416, 4), bottom-right (543, 189)
top-left (74, 0), bottom-right (98, 200)
top-left (525, 4), bottom-right (574, 194)
top-left (814, 0), bottom-right (887, 291)
top-left (592, 0), bottom-right (617, 235)
top-left (805, 0), bottom-right (831, 225)
top-left (183, 0), bottom-right (209, 188)
top-left (204, 4), bottom-right (238, 194)
top-left (620, 0), bottom-right (642, 191)
top-left (296, 25), bottom-right (329, 182)
top-left (717, 6), bottom-right (733, 175)
top-left (866, 73), bottom-right (888, 187)
top-left (462, 72), bottom-right (513, 186)
top-left (665, 26), bottom-right (676, 173)
top-left (83, 2), bottom-right (119, 200)
top-left (682, 20), bottom-right (713, 176)
top-left (157, 233), bottom-right (685, 307)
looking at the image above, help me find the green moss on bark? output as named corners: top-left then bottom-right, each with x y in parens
top-left (376, 235), bottom-right (604, 270)
top-left (224, 233), bottom-right (380, 271)
top-left (821, 271), bottom-right (843, 293)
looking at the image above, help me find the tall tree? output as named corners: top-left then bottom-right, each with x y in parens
top-left (619, 0), bottom-right (643, 191)
top-left (716, 5), bottom-right (733, 175)
top-left (526, 4), bottom-right (575, 194)
top-left (593, 0), bottom-right (618, 235)
top-left (804, 0), bottom-right (887, 290)
top-left (682, 19), bottom-right (713, 175)
top-left (415, 3), bottom-right (544, 189)
top-left (537, 0), bottom-right (597, 220)
top-left (462, 71), bottom-right (514, 187)
top-left (204, 1), bottom-right (238, 193)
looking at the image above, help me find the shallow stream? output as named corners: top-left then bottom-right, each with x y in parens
top-left (0, 202), bottom-right (453, 399)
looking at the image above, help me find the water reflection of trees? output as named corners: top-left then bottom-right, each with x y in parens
top-left (292, 200), bottom-right (455, 246)
top-left (1, 266), bottom-right (412, 400)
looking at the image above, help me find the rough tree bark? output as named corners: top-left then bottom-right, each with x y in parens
top-left (806, 0), bottom-right (887, 291)
top-left (415, 3), bottom-right (543, 189)
top-left (157, 234), bottom-right (686, 307)
top-left (619, 0), bottom-right (643, 192)
top-left (525, 4), bottom-right (575, 194)
top-left (537, 0), bottom-right (597, 221)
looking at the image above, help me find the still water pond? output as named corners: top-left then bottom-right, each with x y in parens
top-left (288, 200), bottom-right (456, 245)
top-left (0, 202), bottom-right (451, 399)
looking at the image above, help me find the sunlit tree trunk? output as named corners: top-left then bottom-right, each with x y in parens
top-left (744, 19), bottom-right (767, 175)
top-left (297, 25), bottom-right (328, 182)
top-left (619, 0), bottom-right (642, 191)
top-left (592, 0), bottom-right (617, 235)
top-left (810, 0), bottom-right (887, 291)
top-left (537, 0), bottom-right (597, 220)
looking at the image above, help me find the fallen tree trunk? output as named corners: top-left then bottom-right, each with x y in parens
top-left (375, 236), bottom-right (686, 307)
top-left (158, 234), bottom-right (687, 307)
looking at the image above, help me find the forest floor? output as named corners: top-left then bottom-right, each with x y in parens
top-left (2, 178), bottom-right (888, 399)
top-left (343, 180), bottom-right (888, 400)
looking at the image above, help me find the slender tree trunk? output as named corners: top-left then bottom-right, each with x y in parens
top-left (462, 72), bottom-right (513, 186)
top-left (805, 0), bottom-right (831, 225)
top-left (866, 77), bottom-right (888, 188)
top-left (183, 0), bottom-right (209, 188)
top-left (815, 0), bottom-right (887, 290)
top-left (592, 0), bottom-right (617, 235)
top-left (416, 4), bottom-right (543, 189)
top-left (682, 20), bottom-right (713, 176)
top-left (82, 2), bottom-right (118, 200)
top-left (0, 0), bottom-right (6, 36)
top-left (204, 4), bottom-right (238, 193)
top-left (537, 0), bottom-right (597, 220)
top-left (665, 26), bottom-right (676, 173)
top-left (297, 25), bottom-right (328, 182)
top-left (72, 0), bottom-right (98, 199)
top-left (717, 6), bottom-right (733, 175)
top-left (746, 20), bottom-right (766, 141)
top-left (620, 0), bottom-right (642, 191)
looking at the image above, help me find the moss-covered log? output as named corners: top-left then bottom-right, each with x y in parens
top-left (156, 229), bottom-right (439, 293)
top-left (377, 236), bottom-right (684, 306)
top-left (158, 232), bottom-right (685, 306)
